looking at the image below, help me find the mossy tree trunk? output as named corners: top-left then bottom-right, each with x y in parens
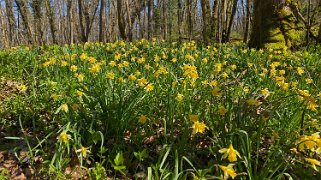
top-left (249, 0), bottom-right (300, 49)
top-left (318, 23), bottom-right (321, 43)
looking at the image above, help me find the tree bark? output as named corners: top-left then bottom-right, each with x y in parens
top-left (187, 0), bottom-right (193, 41)
top-left (125, 0), bottom-right (133, 41)
top-left (99, 0), bottom-right (106, 42)
top-left (5, 0), bottom-right (16, 46)
top-left (78, 0), bottom-right (99, 42)
top-left (67, 0), bottom-right (74, 44)
top-left (46, 0), bottom-right (57, 44)
top-left (0, 6), bottom-right (8, 48)
top-left (15, 0), bottom-right (34, 44)
top-left (31, 0), bottom-right (43, 45)
top-left (249, 0), bottom-right (298, 49)
top-left (148, 0), bottom-right (153, 40)
top-left (318, 22), bottom-right (321, 43)
top-left (212, 0), bottom-right (219, 41)
top-left (243, 0), bottom-right (251, 42)
top-left (163, 0), bottom-right (168, 40)
top-left (201, 0), bottom-right (212, 44)
top-left (221, 0), bottom-right (227, 42)
top-left (177, 0), bottom-right (182, 43)
top-left (117, 0), bottom-right (127, 39)
top-left (226, 0), bottom-right (238, 42)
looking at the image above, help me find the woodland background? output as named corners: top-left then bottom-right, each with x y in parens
top-left (0, 0), bottom-right (321, 48)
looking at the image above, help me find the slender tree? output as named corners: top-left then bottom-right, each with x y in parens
top-left (0, 4), bottom-right (8, 48)
top-left (318, 23), bottom-right (321, 43)
top-left (243, 0), bottom-right (251, 42)
top-left (187, 0), bottom-right (193, 41)
top-left (148, 0), bottom-right (153, 40)
top-left (226, 0), bottom-right (238, 42)
top-left (99, 0), bottom-right (106, 42)
top-left (31, 0), bottom-right (43, 45)
top-left (5, 0), bottom-right (16, 46)
top-left (15, 0), bottom-right (34, 44)
top-left (212, 0), bottom-right (219, 41)
top-left (177, 0), bottom-right (182, 43)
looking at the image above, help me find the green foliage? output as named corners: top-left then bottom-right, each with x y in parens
top-left (1, 41), bottom-right (321, 178)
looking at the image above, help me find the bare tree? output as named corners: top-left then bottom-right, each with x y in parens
top-left (31, 0), bottom-right (43, 45)
top-left (67, 0), bottom-right (74, 44)
top-left (99, 0), bottom-right (106, 42)
top-left (16, 0), bottom-right (34, 44)
top-left (212, 0), bottom-right (219, 41)
top-left (243, 0), bottom-right (251, 42)
top-left (177, 0), bottom-right (182, 43)
top-left (148, 0), bottom-right (153, 40)
top-left (163, 0), bottom-right (168, 40)
top-left (5, 0), bottom-right (16, 46)
top-left (0, 4), bottom-right (8, 48)
top-left (78, 0), bottom-right (99, 42)
top-left (226, 0), bottom-right (238, 42)
top-left (187, 0), bottom-right (193, 40)
top-left (117, 0), bottom-right (127, 39)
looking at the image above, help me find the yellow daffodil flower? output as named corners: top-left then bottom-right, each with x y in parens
top-left (219, 144), bottom-right (241, 162)
top-left (219, 164), bottom-right (237, 179)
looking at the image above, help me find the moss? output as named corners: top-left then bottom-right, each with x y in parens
top-left (249, 2), bottom-right (304, 49)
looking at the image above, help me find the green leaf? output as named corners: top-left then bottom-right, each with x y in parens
top-left (113, 165), bottom-right (126, 171)
top-left (114, 152), bottom-right (124, 166)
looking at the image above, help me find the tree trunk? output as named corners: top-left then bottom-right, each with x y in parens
top-left (143, 0), bottom-right (147, 39)
top-left (243, 0), bottom-right (251, 42)
top-left (99, 0), bottom-right (106, 42)
top-left (148, 0), bottom-right (153, 40)
top-left (318, 23), bottom-right (321, 43)
top-left (31, 0), bottom-right (43, 45)
top-left (177, 0), bottom-right (182, 43)
top-left (67, 0), bottom-right (74, 44)
top-left (117, 0), bottom-right (127, 39)
top-left (78, 0), bottom-right (86, 42)
top-left (0, 6), bottom-right (8, 48)
top-left (212, 0), bottom-right (219, 41)
top-left (15, 0), bottom-right (34, 44)
top-left (125, 0), bottom-right (132, 41)
top-left (307, 0), bottom-right (311, 46)
top-left (163, 0), bottom-right (168, 40)
top-left (46, 0), bottom-right (57, 44)
top-left (221, 0), bottom-right (227, 42)
top-left (226, 0), bottom-right (238, 42)
top-left (5, 0), bottom-right (16, 46)
top-left (201, 0), bottom-right (212, 44)
top-left (249, 0), bottom-right (298, 49)
top-left (187, 0), bottom-right (193, 41)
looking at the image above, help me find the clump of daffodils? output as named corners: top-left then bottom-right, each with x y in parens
top-left (293, 132), bottom-right (321, 171)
